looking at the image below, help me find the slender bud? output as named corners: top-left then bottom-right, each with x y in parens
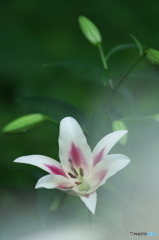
top-left (146, 48), bottom-right (159, 65)
top-left (78, 16), bottom-right (102, 45)
top-left (2, 113), bottom-right (52, 134)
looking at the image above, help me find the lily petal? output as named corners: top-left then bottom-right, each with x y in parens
top-left (14, 155), bottom-right (66, 177)
top-left (59, 117), bottom-right (92, 174)
top-left (80, 191), bottom-right (97, 214)
top-left (92, 130), bottom-right (128, 166)
top-left (90, 154), bottom-right (130, 191)
top-left (35, 174), bottom-right (73, 189)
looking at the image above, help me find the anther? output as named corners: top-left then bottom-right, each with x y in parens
top-left (75, 182), bottom-right (82, 185)
top-left (62, 186), bottom-right (73, 189)
top-left (79, 167), bottom-right (84, 177)
top-left (68, 157), bottom-right (73, 163)
top-left (68, 172), bottom-right (76, 179)
top-left (71, 167), bottom-right (78, 176)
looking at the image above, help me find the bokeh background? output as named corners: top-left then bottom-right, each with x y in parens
top-left (1, 0), bottom-right (159, 239)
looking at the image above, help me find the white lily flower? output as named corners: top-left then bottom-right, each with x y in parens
top-left (14, 117), bottom-right (130, 214)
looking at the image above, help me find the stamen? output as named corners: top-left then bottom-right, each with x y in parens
top-left (68, 157), bottom-right (73, 163)
top-left (68, 172), bottom-right (76, 179)
top-left (71, 167), bottom-right (78, 176)
top-left (62, 186), bottom-right (73, 189)
top-left (79, 167), bottom-right (84, 177)
top-left (75, 182), bottom-right (82, 185)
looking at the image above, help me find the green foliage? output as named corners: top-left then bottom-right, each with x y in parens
top-left (78, 16), bottom-right (102, 45)
top-left (2, 113), bottom-right (51, 134)
top-left (44, 61), bottom-right (115, 86)
top-left (112, 120), bottom-right (128, 145)
top-left (105, 43), bottom-right (137, 61)
top-left (20, 96), bottom-right (87, 131)
top-left (130, 34), bottom-right (143, 56)
top-left (146, 48), bottom-right (159, 65)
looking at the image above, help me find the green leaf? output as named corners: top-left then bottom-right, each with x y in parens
top-left (20, 96), bottom-right (87, 131)
top-left (146, 48), bottom-right (159, 65)
top-left (78, 16), bottom-right (102, 45)
top-left (112, 120), bottom-right (128, 145)
top-left (44, 62), bottom-right (115, 86)
top-left (2, 113), bottom-right (51, 134)
top-left (106, 43), bottom-right (137, 60)
top-left (130, 34), bottom-right (143, 56)
top-left (97, 199), bottom-right (124, 229)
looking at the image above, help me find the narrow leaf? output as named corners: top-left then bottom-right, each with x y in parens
top-left (130, 34), bottom-right (143, 56)
top-left (78, 16), bottom-right (102, 45)
top-left (20, 96), bottom-right (87, 131)
top-left (106, 43), bottom-right (137, 61)
top-left (44, 61), bottom-right (115, 86)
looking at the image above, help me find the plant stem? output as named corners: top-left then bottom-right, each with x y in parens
top-left (113, 52), bottom-right (146, 91)
top-left (98, 44), bottom-right (108, 70)
top-left (106, 52), bottom-right (146, 113)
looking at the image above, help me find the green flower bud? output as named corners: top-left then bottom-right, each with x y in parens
top-left (78, 16), bottom-right (102, 45)
top-left (112, 120), bottom-right (128, 145)
top-left (146, 48), bottom-right (159, 65)
top-left (2, 113), bottom-right (52, 134)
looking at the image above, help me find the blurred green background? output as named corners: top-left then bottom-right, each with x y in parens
top-left (1, 0), bottom-right (159, 239)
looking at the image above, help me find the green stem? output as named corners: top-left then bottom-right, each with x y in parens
top-left (106, 52), bottom-right (146, 113)
top-left (98, 44), bottom-right (108, 70)
top-left (113, 52), bottom-right (146, 91)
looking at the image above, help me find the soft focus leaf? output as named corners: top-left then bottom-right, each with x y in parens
top-left (36, 189), bottom-right (62, 227)
top-left (96, 199), bottom-right (124, 229)
top-left (121, 115), bottom-right (159, 124)
top-left (112, 120), bottom-right (128, 145)
top-left (2, 113), bottom-right (51, 134)
top-left (130, 34), bottom-right (143, 56)
top-left (88, 109), bottom-right (110, 148)
top-left (44, 62), bottom-right (115, 86)
top-left (146, 48), bottom-right (159, 65)
top-left (118, 85), bottom-right (136, 114)
top-left (78, 16), bottom-right (102, 45)
top-left (105, 43), bottom-right (137, 60)
top-left (20, 96), bottom-right (87, 131)
top-left (50, 196), bottom-right (60, 211)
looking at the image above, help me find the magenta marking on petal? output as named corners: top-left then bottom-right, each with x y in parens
top-left (44, 164), bottom-right (67, 177)
top-left (69, 142), bottom-right (83, 167)
top-left (98, 169), bottom-right (108, 182)
top-left (93, 147), bottom-right (105, 167)
top-left (84, 194), bottom-right (91, 199)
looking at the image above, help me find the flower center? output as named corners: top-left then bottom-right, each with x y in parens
top-left (68, 158), bottom-right (89, 191)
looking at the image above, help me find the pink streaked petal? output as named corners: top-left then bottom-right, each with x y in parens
top-left (92, 130), bottom-right (128, 165)
top-left (93, 147), bottom-right (105, 167)
top-left (69, 142), bottom-right (85, 168)
top-left (44, 164), bottom-right (67, 177)
top-left (89, 154), bottom-right (130, 192)
top-left (35, 174), bottom-right (73, 189)
top-left (89, 158), bottom-right (109, 191)
top-left (14, 155), bottom-right (65, 175)
top-left (59, 117), bottom-right (92, 174)
top-left (103, 154), bottom-right (130, 179)
top-left (80, 191), bottom-right (97, 214)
